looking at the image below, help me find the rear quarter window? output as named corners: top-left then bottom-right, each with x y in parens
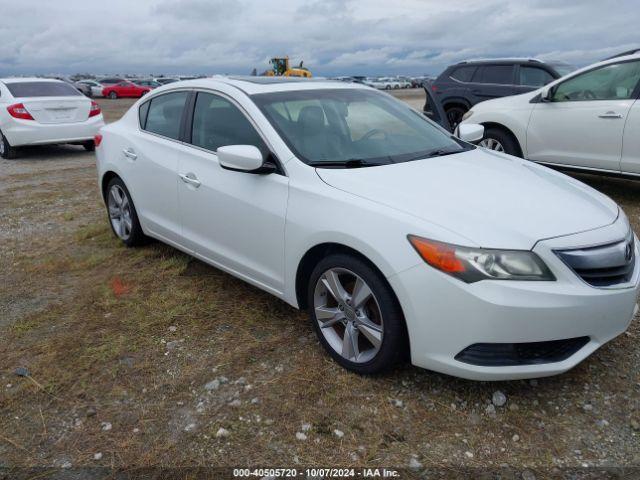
top-left (449, 66), bottom-right (477, 82)
top-left (6, 82), bottom-right (82, 97)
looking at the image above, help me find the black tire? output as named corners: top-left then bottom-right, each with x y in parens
top-left (0, 130), bottom-right (17, 159)
top-left (482, 127), bottom-right (522, 157)
top-left (384, 85), bottom-right (391, 90)
top-left (307, 253), bottom-right (407, 374)
top-left (105, 177), bottom-right (147, 247)
top-left (83, 140), bottom-right (95, 152)
top-left (108, 91), bottom-right (117, 99)
top-left (445, 105), bottom-right (468, 130)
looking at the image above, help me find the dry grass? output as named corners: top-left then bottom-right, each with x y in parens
top-left (0, 94), bottom-right (639, 475)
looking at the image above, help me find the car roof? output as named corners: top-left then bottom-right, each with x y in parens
top-left (155, 75), bottom-right (370, 95)
top-left (455, 58), bottom-right (548, 65)
top-left (0, 77), bottom-right (65, 84)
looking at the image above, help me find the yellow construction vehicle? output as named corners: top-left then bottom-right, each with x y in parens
top-left (263, 56), bottom-right (312, 78)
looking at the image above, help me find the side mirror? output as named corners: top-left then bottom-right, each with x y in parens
top-left (540, 85), bottom-right (553, 102)
top-left (217, 145), bottom-right (275, 174)
top-left (456, 123), bottom-right (484, 144)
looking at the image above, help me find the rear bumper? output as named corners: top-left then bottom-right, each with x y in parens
top-left (389, 217), bottom-right (640, 380)
top-left (2, 115), bottom-right (105, 147)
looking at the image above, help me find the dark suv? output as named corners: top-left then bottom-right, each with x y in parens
top-left (425, 58), bottom-right (574, 129)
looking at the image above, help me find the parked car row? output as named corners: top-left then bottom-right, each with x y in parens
top-left (425, 57), bottom-right (576, 128)
top-left (460, 51), bottom-right (640, 177)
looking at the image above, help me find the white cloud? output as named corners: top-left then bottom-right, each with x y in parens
top-left (0, 0), bottom-right (637, 76)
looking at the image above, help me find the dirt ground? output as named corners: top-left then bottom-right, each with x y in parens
top-left (1, 90), bottom-right (639, 478)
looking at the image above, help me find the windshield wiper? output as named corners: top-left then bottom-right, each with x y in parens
top-left (403, 148), bottom-right (464, 162)
top-left (308, 159), bottom-right (388, 168)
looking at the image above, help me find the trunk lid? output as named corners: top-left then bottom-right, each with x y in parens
top-left (20, 97), bottom-right (90, 124)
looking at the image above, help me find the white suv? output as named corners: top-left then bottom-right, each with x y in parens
top-left (461, 53), bottom-right (640, 176)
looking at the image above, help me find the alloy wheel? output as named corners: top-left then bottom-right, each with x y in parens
top-left (108, 185), bottom-right (133, 240)
top-left (313, 268), bottom-right (384, 363)
top-left (0, 133), bottom-right (5, 156)
top-left (480, 138), bottom-right (505, 152)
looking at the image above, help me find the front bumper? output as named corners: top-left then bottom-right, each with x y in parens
top-left (3, 115), bottom-right (105, 147)
top-left (389, 218), bottom-right (640, 380)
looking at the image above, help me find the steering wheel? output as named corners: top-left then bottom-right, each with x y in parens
top-left (361, 128), bottom-right (388, 142)
top-left (582, 89), bottom-right (597, 100)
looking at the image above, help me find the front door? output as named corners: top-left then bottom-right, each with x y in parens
top-left (526, 60), bottom-right (640, 171)
top-left (177, 91), bottom-right (289, 293)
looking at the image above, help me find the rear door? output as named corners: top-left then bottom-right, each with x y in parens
top-left (7, 81), bottom-right (90, 124)
top-left (123, 90), bottom-right (190, 243)
top-left (527, 59), bottom-right (640, 171)
top-left (468, 64), bottom-right (516, 103)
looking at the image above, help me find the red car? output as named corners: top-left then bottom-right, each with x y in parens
top-left (102, 81), bottom-right (150, 99)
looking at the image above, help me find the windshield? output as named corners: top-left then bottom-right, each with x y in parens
top-left (252, 88), bottom-right (471, 166)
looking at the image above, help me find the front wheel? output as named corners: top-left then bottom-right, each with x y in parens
top-left (479, 127), bottom-right (521, 157)
top-left (82, 140), bottom-right (95, 152)
top-left (308, 254), bottom-right (407, 374)
top-left (108, 91), bottom-right (117, 99)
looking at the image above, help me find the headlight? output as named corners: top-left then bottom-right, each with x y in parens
top-left (461, 110), bottom-right (474, 121)
top-left (408, 235), bottom-right (555, 283)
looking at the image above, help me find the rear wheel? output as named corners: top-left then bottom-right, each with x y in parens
top-left (82, 140), bottom-right (95, 152)
top-left (106, 177), bottom-right (147, 247)
top-left (0, 130), bottom-right (17, 159)
top-left (308, 253), bottom-right (407, 374)
top-left (480, 127), bottom-right (521, 157)
top-left (445, 105), bottom-right (468, 130)
top-left (108, 91), bottom-right (117, 99)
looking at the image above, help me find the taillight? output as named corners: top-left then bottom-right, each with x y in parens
top-left (89, 101), bottom-right (101, 118)
top-left (7, 103), bottom-right (34, 120)
top-left (94, 134), bottom-right (103, 147)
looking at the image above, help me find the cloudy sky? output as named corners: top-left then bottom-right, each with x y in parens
top-left (0, 0), bottom-right (637, 77)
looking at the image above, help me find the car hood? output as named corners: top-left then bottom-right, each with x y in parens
top-left (315, 149), bottom-right (619, 249)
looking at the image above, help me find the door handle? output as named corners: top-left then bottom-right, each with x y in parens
top-left (122, 148), bottom-right (137, 160)
top-left (598, 111), bottom-right (622, 119)
top-left (179, 173), bottom-right (201, 188)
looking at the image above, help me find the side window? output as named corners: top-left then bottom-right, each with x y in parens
top-left (138, 100), bottom-right (150, 129)
top-left (191, 92), bottom-right (265, 153)
top-left (449, 66), bottom-right (476, 83)
top-left (519, 66), bottom-right (554, 87)
top-left (143, 91), bottom-right (189, 140)
top-left (473, 65), bottom-right (514, 85)
top-left (552, 61), bottom-right (640, 102)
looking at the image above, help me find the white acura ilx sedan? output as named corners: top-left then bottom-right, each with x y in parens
top-left (95, 77), bottom-right (639, 380)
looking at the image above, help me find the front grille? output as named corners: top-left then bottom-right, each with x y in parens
top-left (555, 231), bottom-right (635, 287)
top-left (455, 337), bottom-right (590, 366)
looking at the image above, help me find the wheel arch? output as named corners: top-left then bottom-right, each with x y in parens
top-left (295, 242), bottom-right (397, 311)
top-left (480, 121), bottom-right (525, 158)
top-left (442, 98), bottom-right (472, 111)
top-left (100, 170), bottom-right (121, 203)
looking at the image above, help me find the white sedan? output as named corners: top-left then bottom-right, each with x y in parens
top-left (95, 77), bottom-right (639, 380)
top-left (0, 78), bottom-right (105, 159)
top-left (77, 80), bottom-right (106, 98)
top-left (461, 52), bottom-right (640, 176)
